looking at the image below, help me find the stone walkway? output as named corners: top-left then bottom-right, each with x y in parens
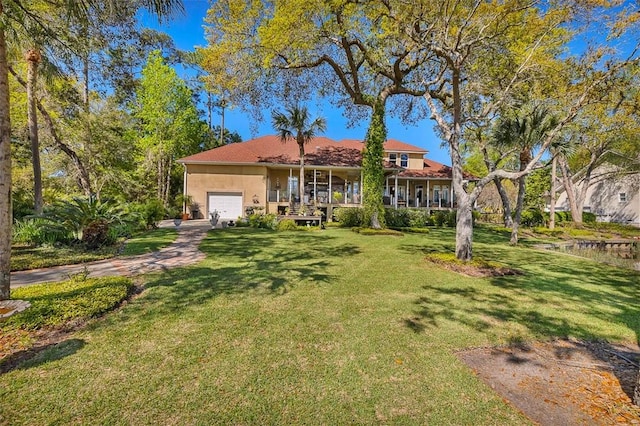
top-left (10, 220), bottom-right (212, 288)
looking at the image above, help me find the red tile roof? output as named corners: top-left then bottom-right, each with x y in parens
top-left (178, 135), bottom-right (425, 168)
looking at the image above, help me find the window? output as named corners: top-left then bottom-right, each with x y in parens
top-left (619, 192), bottom-right (627, 202)
top-left (389, 153), bottom-right (397, 165)
top-left (400, 153), bottom-right (408, 168)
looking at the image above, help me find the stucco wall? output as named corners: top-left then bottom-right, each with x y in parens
top-left (185, 164), bottom-right (267, 218)
top-left (556, 172), bottom-right (639, 226)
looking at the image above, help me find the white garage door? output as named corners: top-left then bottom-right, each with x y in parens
top-left (208, 192), bottom-right (243, 220)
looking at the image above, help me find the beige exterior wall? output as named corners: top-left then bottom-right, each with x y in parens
top-left (185, 164), bottom-right (267, 217)
top-left (383, 151), bottom-right (425, 170)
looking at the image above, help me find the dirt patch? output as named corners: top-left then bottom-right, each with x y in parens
top-left (458, 339), bottom-right (640, 425)
top-left (424, 255), bottom-right (522, 277)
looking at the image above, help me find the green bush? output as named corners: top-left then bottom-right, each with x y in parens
top-left (138, 199), bottom-right (165, 229)
top-left (445, 210), bottom-right (457, 227)
top-left (385, 208), bottom-right (410, 228)
top-left (333, 207), bottom-right (364, 227)
top-left (433, 211), bottom-right (447, 227)
top-left (582, 212), bottom-right (596, 223)
top-left (248, 213), bottom-right (278, 230)
top-left (520, 209), bottom-right (545, 227)
top-left (277, 219), bottom-right (298, 231)
top-left (41, 196), bottom-right (127, 246)
top-left (12, 218), bottom-right (73, 246)
top-left (4, 276), bottom-right (134, 330)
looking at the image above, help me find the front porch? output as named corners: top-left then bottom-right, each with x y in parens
top-left (264, 166), bottom-right (457, 219)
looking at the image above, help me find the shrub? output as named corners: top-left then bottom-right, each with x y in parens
top-left (82, 219), bottom-right (111, 249)
top-left (4, 276), bottom-right (134, 330)
top-left (385, 208), bottom-right (410, 228)
top-left (445, 210), bottom-right (457, 227)
top-left (139, 199), bottom-right (166, 228)
top-left (12, 218), bottom-right (73, 246)
top-left (248, 213), bottom-right (278, 229)
top-left (582, 212), bottom-right (596, 223)
top-left (333, 207), bottom-right (364, 227)
top-left (41, 196), bottom-right (127, 245)
top-left (433, 210), bottom-right (448, 227)
top-left (520, 209), bottom-right (545, 227)
top-left (277, 219), bottom-right (298, 231)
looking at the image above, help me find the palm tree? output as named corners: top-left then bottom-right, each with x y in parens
top-left (0, 0), bottom-right (184, 301)
top-left (271, 105), bottom-right (326, 207)
top-left (493, 105), bottom-right (557, 245)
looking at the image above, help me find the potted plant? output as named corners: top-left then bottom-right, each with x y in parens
top-left (175, 194), bottom-right (193, 220)
top-left (333, 191), bottom-right (343, 203)
top-left (189, 201), bottom-right (200, 219)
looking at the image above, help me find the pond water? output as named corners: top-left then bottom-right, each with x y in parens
top-left (545, 242), bottom-right (639, 271)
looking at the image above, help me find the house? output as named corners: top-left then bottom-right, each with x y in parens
top-left (554, 164), bottom-right (639, 227)
top-left (177, 135), bottom-right (460, 220)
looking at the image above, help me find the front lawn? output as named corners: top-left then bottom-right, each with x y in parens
top-left (0, 227), bottom-right (637, 424)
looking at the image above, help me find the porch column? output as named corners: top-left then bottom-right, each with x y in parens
top-left (407, 179), bottom-right (410, 207)
top-left (289, 168), bottom-right (293, 203)
top-left (313, 168), bottom-right (317, 203)
top-left (182, 164), bottom-right (188, 213)
top-left (394, 174), bottom-right (398, 208)
top-left (329, 169), bottom-right (332, 203)
top-left (451, 187), bottom-right (454, 208)
top-left (385, 176), bottom-right (389, 195)
top-left (426, 180), bottom-right (430, 208)
top-left (266, 174), bottom-right (270, 212)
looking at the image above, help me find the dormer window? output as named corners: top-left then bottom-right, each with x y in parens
top-left (389, 153), bottom-right (397, 165)
top-left (400, 153), bottom-right (408, 168)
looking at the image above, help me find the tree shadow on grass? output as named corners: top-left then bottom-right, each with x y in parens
top-left (403, 240), bottom-right (640, 397)
top-left (137, 228), bottom-right (361, 313)
top-left (0, 338), bottom-right (85, 375)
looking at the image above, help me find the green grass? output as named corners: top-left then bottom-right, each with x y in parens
top-left (10, 245), bottom-right (118, 271)
top-left (120, 227), bottom-right (178, 256)
top-left (0, 227), bottom-right (637, 424)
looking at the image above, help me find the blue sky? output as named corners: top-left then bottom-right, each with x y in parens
top-left (137, 0), bottom-right (451, 164)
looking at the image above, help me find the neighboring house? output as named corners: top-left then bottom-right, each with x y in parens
top-left (177, 135), bottom-right (462, 220)
top-left (555, 164), bottom-right (640, 227)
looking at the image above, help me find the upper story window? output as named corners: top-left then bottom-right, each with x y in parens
top-left (619, 192), bottom-right (627, 202)
top-left (389, 153), bottom-right (397, 165)
top-left (400, 153), bottom-right (408, 168)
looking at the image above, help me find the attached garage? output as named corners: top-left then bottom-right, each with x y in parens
top-left (208, 192), bottom-right (243, 220)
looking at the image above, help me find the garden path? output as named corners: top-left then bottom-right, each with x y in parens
top-left (10, 220), bottom-right (211, 288)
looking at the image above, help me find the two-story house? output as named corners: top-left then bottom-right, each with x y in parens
top-left (177, 135), bottom-right (459, 220)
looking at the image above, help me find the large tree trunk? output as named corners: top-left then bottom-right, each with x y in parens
top-left (26, 48), bottom-right (43, 214)
top-left (549, 156), bottom-right (556, 229)
top-left (510, 151), bottom-right (530, 245)
top-left (558, 154), bottom-right (583, 223)
top-left (510, 175), bottom-right (526, 245)
top-left (362, 100), bottom-right (386, 229)
top-left (0, 15), bottom-right (13, 300)
top-left (634, 371), bottom-right (640, 406)
top-left (455, 195), bottom-right (474, 260)
top-left (494, 177), bottom-right (513, 227)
